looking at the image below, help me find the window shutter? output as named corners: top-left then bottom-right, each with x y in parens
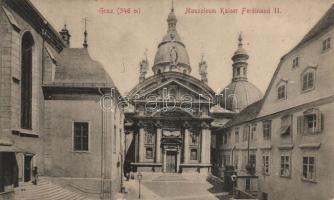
top-left (321, 113), bottom-right (324, 131)
top-left (297, 116), bottom-right (304, 135)
top-left (315, 110), bottom-right (322, 133)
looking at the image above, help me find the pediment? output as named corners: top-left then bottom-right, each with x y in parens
top-left (132, 79), bottom-right (213, 102)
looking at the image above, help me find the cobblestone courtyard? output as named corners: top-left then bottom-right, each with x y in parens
top-left (118, 173), bottom-right (230, 200)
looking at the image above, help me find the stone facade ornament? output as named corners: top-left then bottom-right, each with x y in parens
top-left (201, 121), bottom-right (210, 129)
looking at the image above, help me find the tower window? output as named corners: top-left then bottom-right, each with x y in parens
top-left (157, 69), bottom-right (161, 74)
top-left (21, 32), bottom-right (34, 129)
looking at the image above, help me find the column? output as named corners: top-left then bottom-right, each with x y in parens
top-left (163, 150), bottom-right (167, 173)
top-left (138, 127), bottom-right (145, 162)
top-left (201, 129), bottom-right (206, 163)
top-left (201, 127), bottom-right (211, 164)
top-left (177, 150), bottom-right (181, 172)
top-left (183, 128), bottom-right (190, 164)
top-left (156, 128), bottom-right (162, 163)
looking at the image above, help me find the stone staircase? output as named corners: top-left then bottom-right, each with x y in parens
top-left (14, 178), bottom-right (97, 200)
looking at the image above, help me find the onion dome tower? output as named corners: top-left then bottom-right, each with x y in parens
top-left (220, 33), bottom-right (263, 112)
top-left (152, 3), bottom-right (191, 75)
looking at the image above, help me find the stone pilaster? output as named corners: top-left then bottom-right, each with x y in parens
top-left (156, 128), bottom-right (162, 163)
top-left (201, 122), bottom-right (211, 164)
top-left (138, 121), bottom-right (145, 162)
top-left (183, 128), bottom-right (190, 164)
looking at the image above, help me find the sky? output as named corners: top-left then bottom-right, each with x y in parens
top-left (31, 0), bottom-right (334, 95)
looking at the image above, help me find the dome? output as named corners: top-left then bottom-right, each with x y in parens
top-left (152, 7), bottom-right (191, 74)
top-left (220, 80), bottom-right (263, 112)
top-left (54, 48), bottom-right (114, 86)
top-left (153, 39), bottom-right (190, 67)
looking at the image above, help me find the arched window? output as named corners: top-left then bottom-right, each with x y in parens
top-left (21, 32), bottom-right (34, 129)
top-left (157, 69), bottom-right (161, 74)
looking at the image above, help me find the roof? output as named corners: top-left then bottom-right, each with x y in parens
top-left (4, 0), bottom-right (66, 52)
top-left (294, 4), bottom-right (334, 50)
top-left (223, 99), bottom-right (263, 128)
top-left (257, 4), bottom-right (334, 118)
top-left (154, 39), bottom-right (190, 67)
top-left (53, 48), bottom-right (115, 86)
top-left (220, 80), bottom-right (263, 112)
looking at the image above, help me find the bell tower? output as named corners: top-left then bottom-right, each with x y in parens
top-left (232, 33), bottom-right (249, 82)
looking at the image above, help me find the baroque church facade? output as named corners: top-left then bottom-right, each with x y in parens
top-left (124, 5), bottom-right (262, 175)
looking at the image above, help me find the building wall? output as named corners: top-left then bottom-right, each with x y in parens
top-left (217, 17), bottom-right (334, 200)
top-left (43, 94), bottom-right (125, 196)
top-left (259, 25), bottom-right (334, 117)
top-left (0, 3), bottom-right (60, 186)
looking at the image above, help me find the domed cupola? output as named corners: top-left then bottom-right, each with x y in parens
top-left (153, 4), bottom-right (191, 75)
top-left (232, 33), bottom-right (249, 81)
top-left (220, 33), bottom-right (263, 112)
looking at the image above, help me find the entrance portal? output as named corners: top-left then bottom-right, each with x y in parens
top-left (166, 151), bottom-right (177, 173)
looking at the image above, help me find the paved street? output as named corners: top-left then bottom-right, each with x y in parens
top-left (118, 173), bottom-right (230, 200)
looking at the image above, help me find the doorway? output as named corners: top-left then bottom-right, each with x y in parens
top-left (24, 155), bottom-right (32, 182)
top-left (166, 151), bottom-right (177, 173)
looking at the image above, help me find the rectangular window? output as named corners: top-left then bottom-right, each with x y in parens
top-left (73, 122), bottom-right (89, 151)
top-left (262, 155), bottom-right (270, 175)
top-left (280, 115), bottom-right (292, 136)
top-left (235, 128), bottom-right (239, 143)
top-left (243, 126), bottom-right (249, 142)
top-left (280, 155), bottom-right (291, 177)
top-left (278, 85), bottom-right (286, 100)
top-left (302, 156), bottom-right (316, 181)
top-left (292, 57), bottom-right (299, 68)
top-left (223, 155), bottom-right (230, 166)
top-left (302, 72), bottom-right (314, 91)
top-left (262, 193), bottom-right (268, 200)
top-left (250, 154), bottom-right (256, 169)
top-left (234, 153), bottom-right (239, 169)
top-left (190, 149), bottom-right (198, 160)
top-left (263, 120), bottom-right (271, 140)
top-left (250, 124), bottom-right (257, 141)
top-left (245, 178), bottom-right (251, 191)
top-left (322, 37), bottom-right (331, 51)
top-left (223, 134), bottom-right (227, 145)
top-left (298, 108), bottom-right (323, 134)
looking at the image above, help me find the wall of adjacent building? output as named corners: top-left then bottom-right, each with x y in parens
top-left (259, 25), bottom-right (334, 117)
top-left (43, 93), bottom-right (125, 197)
top-left (216, 18), bottom-right (334, 200)
top-left (0, 3), bottom-right (60, 186)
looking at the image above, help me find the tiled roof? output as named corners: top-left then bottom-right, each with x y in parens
top-left (54, 48), bottom-right (115, 87)
top-left (224, 99), bottom-right (263, 128)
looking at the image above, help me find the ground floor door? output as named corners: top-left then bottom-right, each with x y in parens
top-left (24, 155), bottom-right (32, 182)
top-left (166, 151), bottom-right (177, 173)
